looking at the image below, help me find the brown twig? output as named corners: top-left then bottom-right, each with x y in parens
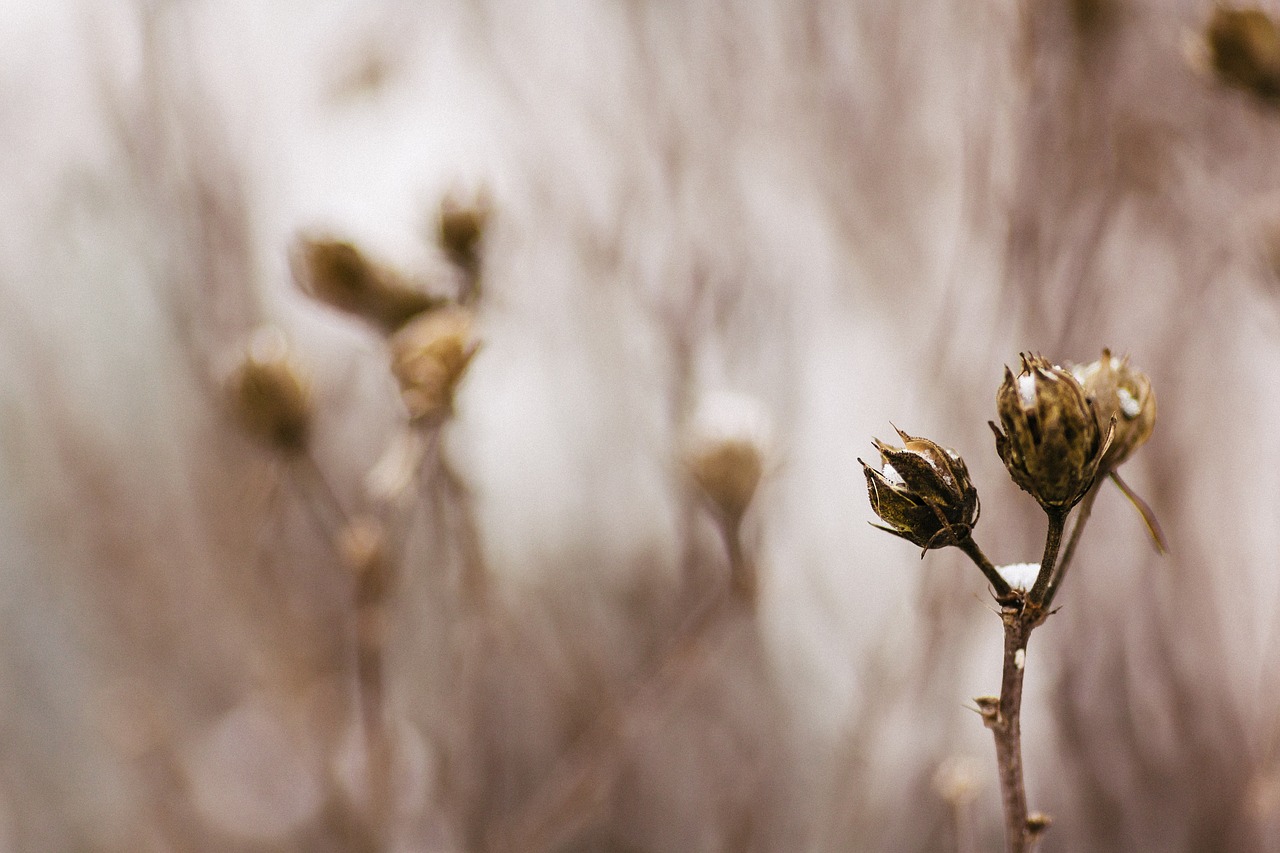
top-left (979, 503), bottom-right (1070, 853)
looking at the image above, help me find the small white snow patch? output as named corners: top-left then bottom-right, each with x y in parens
top-left (997, 562), bottom-right (1040, 592)
top-left (1017, 374), bottom-right (1037, 407)
top-left (1118, 387), bottom-right (1141, 418)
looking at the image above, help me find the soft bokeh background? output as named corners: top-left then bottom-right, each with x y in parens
top-left (3, 0), bottom-right (1280, 850)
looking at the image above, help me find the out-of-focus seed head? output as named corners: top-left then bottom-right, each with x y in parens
top-left (1206, 8), bottom-right (1280, 102)
top-left (860, 427), bottom-right (979, 550)
top-left (684, 391), bottom-right (771, 527)
top-left (1072, 348), bottom-right (1155, 470)
top-left (293, 236), bottom-right (443, 334)
top-left (991, 353), bottom-right (1111, 510)
top-left (389, 306), bottom-right (479, 424)
top-left (437, 190), bottom-right (489, 276)
top-left (689, 439), bottom-right (764, 525)
top-left (228, 329), bottom-right (313, 454)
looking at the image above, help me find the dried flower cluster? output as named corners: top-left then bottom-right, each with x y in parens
top-left (861, 349), bottom-right (1159, 852)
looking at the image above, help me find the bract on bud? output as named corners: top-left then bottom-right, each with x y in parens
top-left (991, 353), bottom-right (1112, 510)
top-left (1071, 349), bottom-right (1155, 470)
top-left (389, 306), bottom-right (479, 423)
top-left (860, 427), bottom-right (979, 550)
top-left (293, 236), bottom-right (444, 334)
top-left (228, 329), bottom-right (312, 454)
top-left (1206, 8), bottom-right (1280, 103)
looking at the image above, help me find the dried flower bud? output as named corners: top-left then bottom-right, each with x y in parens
top-left (1206, 8), bottom-right (1280, 102)
top-left (860, 427), bottom-right (979, 550)
top-left (228, 329), bottom-right (312, 454)
top-left (389, 306), bottom-right (479, 423)
top-left (991, 353), bottom-right (1112, 510)
top-left (293, 236), bottom-right (443, 334)
top-left (437, 191), bottom-right (489, 276)
top-left (1071, 349), bottom-right (1155, 470)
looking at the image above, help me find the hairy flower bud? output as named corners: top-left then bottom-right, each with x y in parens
top-left (991, 353), bottom-right (1112, 510)
top-left (860, 427), bottom-right (979, 550)
top-left (1071, 349), bottom-right (1155, 470)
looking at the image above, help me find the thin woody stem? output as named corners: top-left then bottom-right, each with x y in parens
top-left (983, 607), bottom-right (1034, 853)
top-left (1042, 481), bottom-right (1102, 609)
top-left (1027, 507), bottom-right (1068, 607)
top-left (957, 536), bottom-right (1014, 599)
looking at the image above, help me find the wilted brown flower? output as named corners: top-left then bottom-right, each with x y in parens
top-left (991, 353), bottom-right (1112, 510)
top-left (389, 306), bottom-right (479, 423)
top-left (860, 427), bottom-right (979, 550)
top-left (228, 330), bottom-right (312, 454)
top-left (1072, 349), bottom-right (1155, 470)
top-left (293, 236), bottom-right (443, 334)
top-left (1206, 8), bottom-right (1280, 102)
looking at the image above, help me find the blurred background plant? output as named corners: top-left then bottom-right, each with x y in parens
top-left (3, 1), bottom-right (1280, 851)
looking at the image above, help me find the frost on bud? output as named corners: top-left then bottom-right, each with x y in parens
top-left (228, 329), bottom-right (313, 454)
top-left (293, 236), bottom-right (444, 334)
top-left (1071, 348), bottom-right (1155, 470)
top-left (1206, 8), bottom-right (1280, 103)
top-left (860, 427), bottom-right (979, 551)
top-left (991, 353), bottom-right (1112, 511)
top-left (388, 306), bottom-right (479, 424)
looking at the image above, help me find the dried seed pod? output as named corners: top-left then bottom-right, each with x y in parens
top-left (861, 427), bottom-right (979, 550)
top-left (991, 353), bottom-right (1112, 510)
top-left (293, 236), bottom-right (443, 334)
top-left (1206, 8), bottom-right (1280, 102)
top-left (1071, 348), bottom-right (1155, 470)
top-left (228, 329), bottom-right (312, 454)
top-left (388, 306), bottom-right (479, 423)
